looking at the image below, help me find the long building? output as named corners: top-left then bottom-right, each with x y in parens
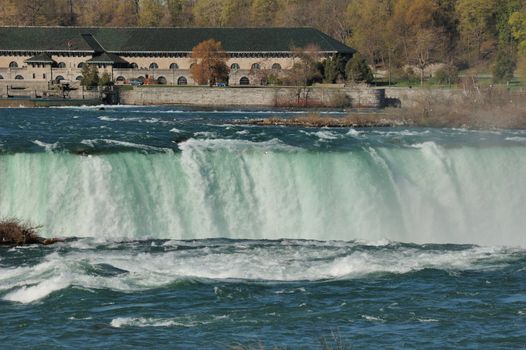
top-left (0, 27), bottom-right (354, 86)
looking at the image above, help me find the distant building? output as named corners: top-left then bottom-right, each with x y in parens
top-left (0, 27), bottom-right (354, 86)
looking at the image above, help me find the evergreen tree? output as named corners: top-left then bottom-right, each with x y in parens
top-left (99, 71), bottom-right (113, 86)
top-left (345, 54), bottom-right (373, 84)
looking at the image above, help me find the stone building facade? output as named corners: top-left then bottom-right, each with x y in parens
top-left (0, 27), bottom-right (354, 87)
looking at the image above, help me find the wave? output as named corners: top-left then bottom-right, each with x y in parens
top-left (0, 240), bottom-right (522, 304)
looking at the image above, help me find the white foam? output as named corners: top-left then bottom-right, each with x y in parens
top-left (506, 137), bottom-right (526, 142)
top-left (313, 130), bottom-right (339, 140)
top-left (170, 128), bottom-right (183, 134)
top-left (80, 138), bottom-right (172, 152)
top-left (111, 317), bottom-right (210, 328)
top-left (178, 137), bottom-right (298, 152)
top-left (3, 275), bottom-right (70, 303)
top-left (0, 241), bottom-right (521, 304)
top-left (347, 128), bottom-right (362, 136)
top-left (32, 140), bottom-right (59, 151)
top-left (193, 131), bottom-right (217, 138)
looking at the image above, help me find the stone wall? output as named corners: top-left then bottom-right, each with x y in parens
top-left (119, 86), bottom-right (385, 108)
top-left (383, 87), bottom-right (466, 108)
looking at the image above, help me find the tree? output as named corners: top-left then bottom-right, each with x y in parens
top-left (456, 0), bottom-right (498, 63)
top-left (346, 0), bottom-right (391, 69)
top-left (323, 54), bottom-right (348, 83)
top-left (193, 0), bottom-right (223, 26)
top-left (285, 44), bottom-right (323, 87)
top-left (81, 65), bottom-right (100, 87)
top-left (99, 71), bottom-right (113, 86)
top-left (345, 54), bottom-right (374, 84)
top-left (220, 0), bottom-right (251, 26)
top-left (516, 56), bottom-right (526, 80)
top-left (250, 0), bottom-right (278, 26)
top-left (190, 39), bottom-right (230, 86)
top-left (138, 0), bottom-right (165, 27)
top-left (413, 28), bottom-right (445, 85)
top-left (510, 10), bottom-right (526, 54)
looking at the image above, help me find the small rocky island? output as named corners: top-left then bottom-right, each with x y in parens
top-left (0, 219), bottom-right (62, 246)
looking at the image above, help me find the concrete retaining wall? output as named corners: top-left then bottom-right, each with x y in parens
top-left (383, 87), bottom-right (466, 108)
top-left (119, 86), bottom-right (385, 108)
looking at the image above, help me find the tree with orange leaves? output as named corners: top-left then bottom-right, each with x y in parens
top-left (190, 39), bottom-right (230, 86)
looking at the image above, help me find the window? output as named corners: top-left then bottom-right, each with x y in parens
top-left (239, 77), bottom-right (250, 85)
top-left (231, 63), bottom-right (240, 71)
top-left (177, 76), bottom-right (188, 85)
top-left (55, 76), bottom-right (65, 83)
top-left (138, 76), bottom-right (145, 83)
top-left (170, 63), bottom-right (179, 70)
top-left (157, 76), bottom-right (167, 85)
top-left (15, 75), bottom-right (24, 80)
top-left (58, 62), bottom-right (66, 68)
top-left (76, 76), bottom-right (83, 81)
top-left (149, 63), bottom-right (159, 69)
top-left (251, 63), bottom-right (260, 71)
top-left (272, 63), bottom-right (282, 71)
top-left (78, 62), bottom-right (84, 68)
top-left (116, 76), bottom-right (126, 82)
top-left (32, 73), bottom-right (36, 79)
top-left (130, 62), bottom-right (138, 69)
top-left (0, 75), bottom-right (3, 79)
top-left (9, 61), bottom-right (18, 68)
top-left (43, 74), bottom-right (46, 79)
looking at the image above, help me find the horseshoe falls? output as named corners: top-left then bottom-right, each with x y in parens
top-left (1, 106), bottom-right (525, 349)
top-left (1, 141), bottom-right (525, 246)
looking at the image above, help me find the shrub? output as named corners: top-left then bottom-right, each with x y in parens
top-left (433, 65), bottom-right (459, 85)
top-left (0, 219), bottom-right (42, 245)
top-left (493, 48), bottom-right (516, 83)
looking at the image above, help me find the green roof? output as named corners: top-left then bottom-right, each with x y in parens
top-left (0, 27), bottom-right (355, 54)
top-left (25, 52), bottom-right (56, 63)
top-left (86, 52), bottom-right (128, 64)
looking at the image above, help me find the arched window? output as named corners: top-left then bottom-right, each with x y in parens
top-left (130, 62), bottom-right (138, 69)
top-left (190, 63), bottom-right (196, 69)
top-left (251, 63), bottom-right (260, 71)
top-left (9, 61), bottom-right (18, 68)
top-left (170, 63), bottom-right (179, 70)
top-left (78, 62), bottom-right (84, 68)
top-left (239, 77), bottom-right (250, 86)
top-left (272, 63), bottom-right (282, 71)
top-left (15, 75), bottom-right (24, 80)
top-left (157, 76), bottom-right (167, 85)
top-left (231, 63), bottom-right (240, 71)
top-left (137, 76), bottom-right (145, 83)
top-left (149, 63), bottom-right (158, 69)
top-left (76, 76), bottom-right (83, 81)
top-left (58, 62), bottom-right (66, 68)
top-left (116, 76), bottom-right (126, 82)
top-left (177, 76), bottom-right (188, 85)
top-left (55, 76), bottom-right (65, 83)
top-left (0, 75), bottom-right (3, 79)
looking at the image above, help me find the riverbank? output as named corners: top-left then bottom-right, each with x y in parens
top-left (229, 86), bottom-right (526, 129)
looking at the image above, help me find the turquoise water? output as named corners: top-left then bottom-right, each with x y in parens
top-left (0, 106), bottom-right (526, 348)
